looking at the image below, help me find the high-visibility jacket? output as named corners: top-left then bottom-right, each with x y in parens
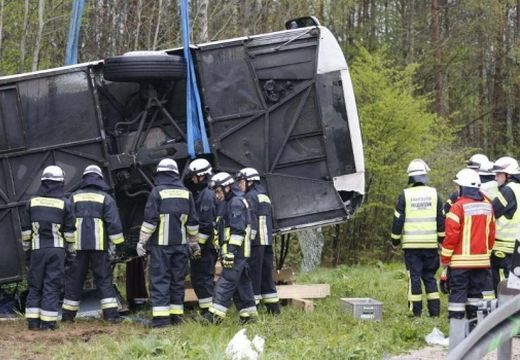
top-left (492, 181), bottom-right (520, 254)
top-left (221, 187), bottom-right (251, 258)
top-left (441, 196), bottom-right (495, 268)
top-left (391, 185), bottom-right (445, 249)
top-left (21, 195), bottom-right (76, 250)
top-left (72, 188), bottom-right (124, 250)
top-left (141, 181), bottom-right (199, 246)
top-left (245, 183), bottom-right (274, 246)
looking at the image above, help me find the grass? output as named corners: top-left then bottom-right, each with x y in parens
top-left (3, 263), bottom-right (450, 359)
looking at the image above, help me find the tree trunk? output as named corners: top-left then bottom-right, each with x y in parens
top-left (31, 0), bottom-right (46, 71)
top-left (0, 0), bottom-right (4, 61)
top-left (431, 0), bottom-right (446, 116)
top-left (134, 0), bottom-right (143, 50)
top-left (197, 0), bottom-right (209, 43)
top-left (19, 0), bottom-right (30, 73)
top-left (152, 0), bottom-right (163, 49)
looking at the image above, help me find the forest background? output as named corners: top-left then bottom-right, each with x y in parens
top-left (0, 0), bottom-right (516, 266)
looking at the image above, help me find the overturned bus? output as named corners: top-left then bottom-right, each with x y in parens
top-left (0, 19), bottom-right (365, 285)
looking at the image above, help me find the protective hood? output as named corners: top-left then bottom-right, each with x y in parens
top-left (408, 175), bottom-right (428, 185)
top-left (460, 186), bottom-right (483, 201)
top-left (37, 180), bottom-right (64, 197)
top-left (154, 172), bottom-right (181, 186)
top-left (80, 173), bottom-right (110, 191)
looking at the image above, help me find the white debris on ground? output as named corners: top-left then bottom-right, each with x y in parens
top-left (424, 327), bottom-right (449, 347)
top-left (225, 328), bottom-right (265, 360)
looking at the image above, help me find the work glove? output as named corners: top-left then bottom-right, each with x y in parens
top-left (108, 243), bottom-right (117, 259)
top-left (188, 241), bottom-right (201, 260)
top-left (22, 241), bottom-right (31, 253)
top-left (440, 266), bottom-right (449, 294)
top-left (222, 252), bottom-right (235, 269)
top-left (65, 243), bottom-right (77, 264)
top-left (136, 240), bottom-right (147, 257)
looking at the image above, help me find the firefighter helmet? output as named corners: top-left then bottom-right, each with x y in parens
top-left (188, 158), bottom-right (212, 176)
top-left (156, 158), bottom-right (179, 174)
top-left (466, 153), bottom-right (489, 170)
top-left (493, 156), bottom-right (520, 175)
top-left (83, 164), bottom-right (104, 178)
top-left (478, 159), bottom-right (495, 176)
top-left (236, 167), bottom-right (260, 181)
top-left (407, 159), bottom-right (430, 176)
top-left (453, 168), bottom-right (481, 188)
top-left (209, 172), bottom-right (234, 189)
top-left (41, 165), bottom-right (65, 182)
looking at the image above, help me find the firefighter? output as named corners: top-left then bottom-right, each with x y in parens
top-left (478, 158), bottom-right (499, 201)
top-left (441, 169), bottom-right (495, 337)
top-left (61, 165), bottom-right (124, 323)
top-left (21, 165), bottom-right (76, 330)
top-left (236, 167), bottom-right (280, 314)
top-left (391, 159), bottom-right (444, 317)
top-left (490, 156), bottom-right (520, 292)
top-left (204, 172), bottom-right (257, 324)
top-left (186, 158), bottom-right (218, 315)
top-left (444, 154), bottom-right (490, 214)
top-left (136, 158), bottom-right (200, 328)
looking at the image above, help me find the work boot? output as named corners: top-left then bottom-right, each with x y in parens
top-left (27, 319), bottom-right (41, 331)
top-left (40, 321), bottom-right (57, 331)
top-left (265, 302), bottom-right (281, 315)
top-left (151, 317), bottom-right (170, 328)
top-left (103, 308), bottom-right (122, 324)
top-left (61, 310), bottom-right (76, 323)
top-left (170, 315), bottom-right (184, 326)
top-left (201, 311), bottom-right (222, 325)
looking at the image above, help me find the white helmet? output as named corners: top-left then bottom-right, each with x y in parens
top-left (453, 168), bottom-right (481, 188)
top-left (407, 159), bottom-right (430, 176)
top-left (188, 158), bottom-right (212, 176)
top-left (83, 164), bottom-right (103, 178)
top-left (493, 156), bottom-right (520, 175)
top-left (236, 167), bottom-right (260, 181)
top-left (41, 165), bottom-right (65, 182)
top-left (478, 159), bottom-right (495, 176)
top-left (156, 158), bottom-right (179, 174)
top-left (467, 153), bottom-right (489, 170)
top-left (210, 172), bottom-right (234, 189)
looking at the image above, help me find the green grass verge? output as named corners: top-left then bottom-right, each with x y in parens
top-left (51, 263), bottom-right (448, 359)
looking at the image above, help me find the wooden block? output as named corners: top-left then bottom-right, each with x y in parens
top-left (184, 284), bottom-right (330, 302)
top-left (276, 284), bottom-right (330, 299)
top-left (291, 298), bottom-right (315, 312)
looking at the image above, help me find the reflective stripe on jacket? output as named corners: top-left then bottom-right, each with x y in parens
top-left (72, 190), bottom-right (124, 250)
top-left (441, 197), bottom-right (495, 268)
top-left (494, 182), bottom-right (520, 253)
top-left (402, 186), bottom-right (439, 249)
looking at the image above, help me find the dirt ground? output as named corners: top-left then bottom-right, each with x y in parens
top-left (0, 319), bottom-right (119, 360)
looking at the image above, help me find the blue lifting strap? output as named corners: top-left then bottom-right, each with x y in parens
top-left (65, 0), bottom-right (85, 65)
top-left (180, 0), bottom-right (211, 158)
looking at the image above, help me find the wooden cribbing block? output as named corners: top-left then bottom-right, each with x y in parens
top-left (184, 284), bottom-right (330, 302)
top-left (273, 268), bottom-right (295, 284)
top-left (291, 298), bottom-right (315, 312)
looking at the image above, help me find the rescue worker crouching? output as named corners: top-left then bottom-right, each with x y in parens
top-left (186, 158), bottom-right (218, 315)
top-left (61, 165), bottom-right (125, 324)
top-left (236, 167), bottom-right (280, 315)
top-left (391, 159), bottom-right (444, 317)
top-left (136, 158), bottom-right (200, 328)
top-left (441, 169), bottom-right (495, 334)
top-left (21, 166), bottom-right (76, 330)
top-left (204, 172), bottom-right (257, 324)
top-left (490, 156), bottom-right (520, 293)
